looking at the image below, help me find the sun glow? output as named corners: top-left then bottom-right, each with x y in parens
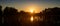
top-left (25, 5), bottom-right (40, 13)
top-left (30, 9), bottom-right (34, 13)
top-left (29, 7), bottom-right (35, 13)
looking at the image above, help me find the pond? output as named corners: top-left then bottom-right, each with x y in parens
top-left (18, 16), bottom-right (43, 26)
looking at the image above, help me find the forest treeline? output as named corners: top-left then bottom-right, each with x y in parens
top-left (0, 5), bottom-right (60, 26)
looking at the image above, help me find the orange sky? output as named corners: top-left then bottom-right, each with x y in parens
top-left (1, 0), bottom-right (60, 13)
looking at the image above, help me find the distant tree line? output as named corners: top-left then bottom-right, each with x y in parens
top-left (38, 7), bottom-right (60, 26)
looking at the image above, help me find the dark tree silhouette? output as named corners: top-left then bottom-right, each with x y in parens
top-left (39, 7), bottom-right (60, 26)
top-left (3, 7), bottom-right (19, 26)
top-left (0, 5), bottom-right (2, 25)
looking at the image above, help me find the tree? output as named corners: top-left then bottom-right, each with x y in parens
top-left (0, 5), bottom-right (2, 25)
top-left (40, 7), bottom-right (60, 26)
top-left (3, 7), bottom-right (18, 26)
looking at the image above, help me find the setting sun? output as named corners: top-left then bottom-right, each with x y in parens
top-left (30, 9), bottom-right (34, 13)
top-left (25, 5), bottom-right (40, 13)
top-left (29, 7), bottom-right (35, 13)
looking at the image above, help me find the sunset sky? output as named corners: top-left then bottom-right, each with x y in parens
top-left (0, 0), bottom-right (60, 13)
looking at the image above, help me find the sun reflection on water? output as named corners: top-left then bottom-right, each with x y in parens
top-left (30, 16), bottom-right (34, 22)
top-left (30, 16), bottom-right (43, 22)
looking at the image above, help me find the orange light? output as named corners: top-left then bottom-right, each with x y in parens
top-left (30, 9), bottom-right (34, 13)
top-left (29, 7), bottom-right (35, 13)
top-left (30, 16), bottom-right (34, 22)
